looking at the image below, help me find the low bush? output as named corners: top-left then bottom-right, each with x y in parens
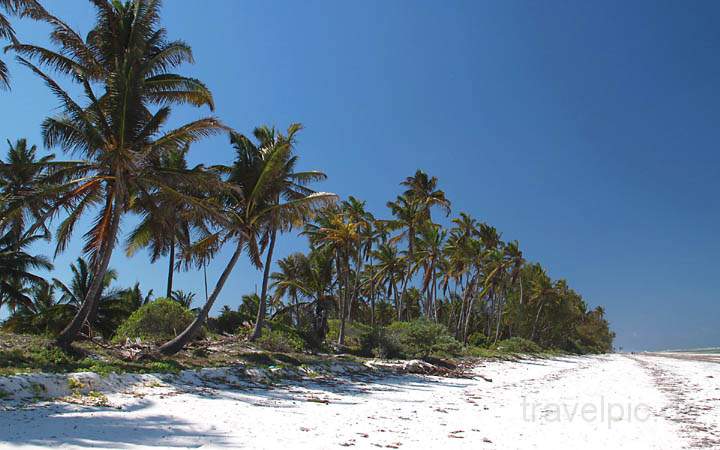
top-left (113, 298), bottom-right (195, 344)
top-left (357, 326), bottom-right (403, 359)
top-left (256, 329), bottom-right (305, 353)
top-left (467, 331), bottom-right (489, 348)
top-left (387, 320), bottom-right (462, 359)
top-left (494, 337), bottom-right (542, 354)
top-left (2, 305), bottom-right (76, 336)
top-left (326, 319), bottom-right (372, 350)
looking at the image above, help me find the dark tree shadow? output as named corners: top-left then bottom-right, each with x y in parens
top-left (0, 399), bottom-right (229, 448)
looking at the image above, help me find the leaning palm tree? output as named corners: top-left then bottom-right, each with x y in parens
top-left (160, 127), bottom-right (333, 354)
top-left (10, 0), bottom-right (225, 347)
top-left (245, 124), bottom-right (335, 341)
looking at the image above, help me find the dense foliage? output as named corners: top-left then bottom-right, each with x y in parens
top-left (0, 0), bottom-right (613, 358)
top-left (113, 298), bottom-right (195, 344)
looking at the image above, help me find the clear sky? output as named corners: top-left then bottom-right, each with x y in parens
top-left (3, 0), bottom-right (719, 351)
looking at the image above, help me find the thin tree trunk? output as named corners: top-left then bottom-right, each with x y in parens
top-left (166, 237), bottom-right (175, 299)
top-left (398, 273), bottom-right (410, 321)
top-left (203, 262), bottom-right (209, 303)
top-left (337, 252), bottom-right (349, 346)
top-left (292, 292), bottom-right (299, 327)
top-left (56, 194), bottom-right (121, 349)
top-left (160, 239), bottom-right (244, 355)
top-left (369, 262), bottom-right (375, 327)
top-left (250, 227), bottom-right (277, 341)
top-left (531, 300), bottom-right (545, 342)
top-left (392, 279), bottom-right (400, 321)
top-left (494, 292), bottom-right (503, 344)
top-left (462, 276), bottom-right (479, 344)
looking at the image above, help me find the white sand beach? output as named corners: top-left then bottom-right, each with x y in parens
top-left (1, 353), bottom-right (718, 449)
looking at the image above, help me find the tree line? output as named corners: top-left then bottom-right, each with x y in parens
top-left (0, 0), bottom-right (613, 356)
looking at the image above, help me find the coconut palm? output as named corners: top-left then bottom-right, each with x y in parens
top-left (371, 241), bottom-right (405, 320)
top-left (271, 252), bottom-right (308, 326)
top-left (10, 0), bottom-right (225, 347)
top-left (340, 197), bottom-right (375, 322)
top-left (125, 145), bottom-right (212, 298)
top-left (246, 124), bottom-right (335, 341)
top-left (400, 170), bottom-right (451, 222)
top-left (170, 289), bottom-right (195, 308)
top-left (0, 229), bottom-right (52, 313)
top-left (412, 222), bottom-right (446, 320)
top-left (0, 139), bottom-right (55, 241)
top-left (160, 126), bottom-right (333, 354)
top-left (0, 0), bottom-right (46, 88)
top-left (303, 210), bottom-right (360, 345)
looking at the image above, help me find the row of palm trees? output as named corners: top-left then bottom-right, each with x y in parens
top-left (260, 169), bottom-right (613, 353)
top-left (0, 0), bottom-right (613, 356)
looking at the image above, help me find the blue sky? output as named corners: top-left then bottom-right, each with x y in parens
top-left (3, 0), bottom-right (719, 351)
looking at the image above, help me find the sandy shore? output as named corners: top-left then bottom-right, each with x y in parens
top-left (1, 353), bottom-right (718, 449)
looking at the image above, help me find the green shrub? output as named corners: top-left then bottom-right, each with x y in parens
top-left (256, 329), bottom-right (304, 353)
top-left (113, 298), bottom-right (195, 344)
top-left (430, 334), bottom-right (463, 357)
top-left (357, 326), bottom-right (403, 359)
top-left (326, 319), bottom-right (373, 350)
top-left (387, 320), bottom-right (462, 358)
top-left (2, 305), bottom-right (76, 336)
top-left (467, 332), bottom-right (489, 348)
top-left (494, 337), bottom-right (542, 354)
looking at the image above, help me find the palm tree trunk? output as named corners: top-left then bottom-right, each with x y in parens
top-left (461, 276), bottom-right (479, 343)
top-left (531, 300), bottom-right (545, 342)
top-left (494, 293), bottom-right (503, 344)
top-left (292, 292), bottom-right (299, 327)
top-left (166, 237), bottom-right (175, 299)
top-left (203, 262), bottom-right (209, 303)
top-left (56, 195), bottom-right (121, 349)
top-left (250, 227), bottom-right (277, 341)
top-left (337, 252), bottom-right (349, 346)
top-left (369, 263), bottom-right (376, 327)
top-left (160, 239), bottom-right (244, 355)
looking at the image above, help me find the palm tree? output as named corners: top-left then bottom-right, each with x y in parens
top-left (270, 252), bottom-right (308, 326)
top-left (245, 124), bottom-right (335, 341)
top-left (303, 210), bottom-right (359, 345)
top-left (412, 222), bottom-right (446, 320)
top-left (10, 0), bottom-right (225, 347)
top-left (401, 170), bottom-right (451, 222)
top-left (170, 289), bottom-right (195, 308)
top-left (0, 229), bottom-right (52, 313)
top-left (0, 0), bottom-right (46, 88)
top-left (52, 257), bottom-right (120, 337)
top-left (0, 139), bottom-right (56, 242)
top-left (371, 241), bottom-right (404, 321)
top-left (126, 145), bottom-right (210, 298)
top-left (160, 126), bottom-right (333, 354)
top-left (387, 171), bottom-right (450, 317)
top-left (341, 197), bottom-right (375, 323)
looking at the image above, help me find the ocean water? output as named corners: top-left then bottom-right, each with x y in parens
top-left (669, 347), bottom-right (720, 354)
